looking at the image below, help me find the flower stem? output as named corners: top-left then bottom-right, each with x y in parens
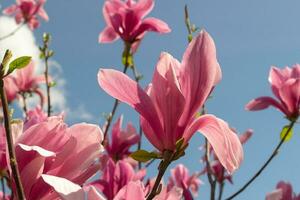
top-left (146, 151), bottom-right (173, 200)
top-left (102, 43), bottom-right (132, 145)
top-left (0, 79), bottom-right (25, 200)
top-left (44, 56), bottom-right (51, 117)
top-left (20, 93), bottom-right (28, 117)
top-left (205, 139), bottom-right (216, 200)
top-left (226, 119), bottom-right (296, 200)
top-left (217, 169), bottom-right (225, 200)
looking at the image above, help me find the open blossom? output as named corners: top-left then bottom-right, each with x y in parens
top-left (168, 164), bottom-right (202, 200)
top-left (106, 115), bottom-right (140, 160)
top-left (266, 181), bottom-right (300, 200)
top-left (98, 30), bottom-right (243, 173)
top-left (3, 61), bottom-right (45, 106)
top-left (99, 0), bottom-right (171, 45)
top-left (91, 158), bottom-right (146, 200)
top-left (246, 65), bottom-right (300, 120)
top-left (4, 115), bottom-right (103, 200)
top-left (3, 0), bottom-right (49, 30)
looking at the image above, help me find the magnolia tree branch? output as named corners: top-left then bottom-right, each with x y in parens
top-left (0, 78), bottom-right (25, 200)
top-left (226, 119), bottom-right (296, 200)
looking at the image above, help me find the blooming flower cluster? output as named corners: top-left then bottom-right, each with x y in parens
top-left (0, 0), bottom-right (299, 200)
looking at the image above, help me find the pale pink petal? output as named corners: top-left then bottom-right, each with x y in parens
top-left (2, 5), bottom-right (18, 15)
top-left (265, 189), bottom-right (282, 200)
top-left (41, 175), bottom-right (85, 200)
top-left (133, 17), bottom-right (171, 38)
top-left (184, 115), bottom-right (243, 173)
top-left (102, 0), bottom-right (125, 26)
top-left (179, 30), bottom-right (221, 125)
top-left (114, 181), bottom-right (145, 200)
top-left (245, 96), bottom-right (287, 114)
top-left (239, 129), bottom-right (253, 144)
top-left (133, 0), bottom-right (154, 18)
top-left (38, 7), bottom-right (49, 21)
top-left (98, 69), bottom-right (164, 150)
top-left (151, 52), bottom-right (185, 149)
top-left (99, 26), bottom-right (120, 43)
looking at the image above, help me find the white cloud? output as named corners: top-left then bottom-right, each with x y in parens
top-left (0, 16), bottom-right (95, 122)
top-left (0, 16), bottom-right (66, 113)
top-left (0, 16), bottom-right (42, 69)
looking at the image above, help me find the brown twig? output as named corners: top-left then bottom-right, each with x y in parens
top-left (226, 120), bottom-right (296, 200)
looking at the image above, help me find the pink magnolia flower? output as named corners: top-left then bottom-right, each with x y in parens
top-left (114, 181), bottom-right (183, 200)
top-left (99, 0), bottom-right (171, 45)
top-left (246, 65), bottom-right (300, 120)
top-left (24, 106), bottom-right (47, 130)
top-left (5, 116), bottom-right (103, 200)
top-left (3, 0), bottom-right (49, 30)
top-left (4, 61), bottom-right (45, 107)
top-left (106, 115), bottom-right (140, 161)
top-left (91, 158), bottom-right (146, 200)
top-left (168, 164), bottom-right (202, 200)
top-left (98, 30), bottom-right (243, 173)
top-left (266, 181), bottom-right (300, 200)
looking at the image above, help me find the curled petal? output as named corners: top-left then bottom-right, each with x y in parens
top-left (99, 26), bottom-right (119, 43)
top-left (98, 69), bottom-right (164, 150)
top-left (3, 5), bottom-right (18, 15)
top-left (114, 181), bottom-right (145, 200)
top-left (245, 96), bottom-right (287, 113)
top-left (133, 17), bottom-right (171, 38)
top-left (184, 115), bottom-right (243, 173)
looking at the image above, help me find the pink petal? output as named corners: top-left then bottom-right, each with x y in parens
top-left (278, 79), bottom-right (300, 116)
top-left (99, 26), bottom-right (119, 43)
top-left (133, 17), bottom-right (171, 38)
top-left (102, 0), bottom-right (125, 26)
top-left (132, 0), bottom-right (154, 19)
top-left (38, 7), bottom-right (49, 21)
top-left (239, 129), bottom-right (253, 144)
top-left (151, 52), bottom-right (185, 149)
top-left (114, 181), bottom-right (145, 200)
top-left (179, 30), bottom-right (221, 125)
top-left (245, 96), bottom-right (287, 114)
top-left (98, 69), bottom-right (164, 150)
top-left (277, 181), bottom-right (293, 200)
top-left (265, 189), bottom-right (282, 200)
top-left (2, 5), bottom-right (18, 15)
top-left (184, 115), bottom-right (243, 173)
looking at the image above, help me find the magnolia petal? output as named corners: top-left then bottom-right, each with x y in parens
top-left (41, 174), bottom-right (84, 200)
top-left (184, 115), bottom-right (243, 173)
top-left (278, 79), bottom-right (300, 117)
top-left (98, 69), bottom-right (164, 149)
top-left (38, 7), bottom-right (49, 21)
top-left (2, 5), bottom-right (18, 15)
top-left (245, 96), bottom-right (287, 114)
top-left (133, 17), bottom-right (171, 38)
top-left (151, 52), bottom-right (185, 149)
top-left (179, 30), bottom-right (221, 125)
top-left (114, 181), bottom-right (145, 200)
top-left (99, 26), bottom-right (119, 43)
top-left (133, 0), bottom-right (154, 19)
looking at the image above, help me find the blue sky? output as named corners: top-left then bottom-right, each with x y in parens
top-left (1, 0), bottom-right (300, 199)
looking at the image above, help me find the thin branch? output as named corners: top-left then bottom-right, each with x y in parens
top-left (0, 79), bottom-right (25, 199)
top-left (205, 139), bottom-right (216, 200)
top-left (226, 120), bottom-right (296, 200)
